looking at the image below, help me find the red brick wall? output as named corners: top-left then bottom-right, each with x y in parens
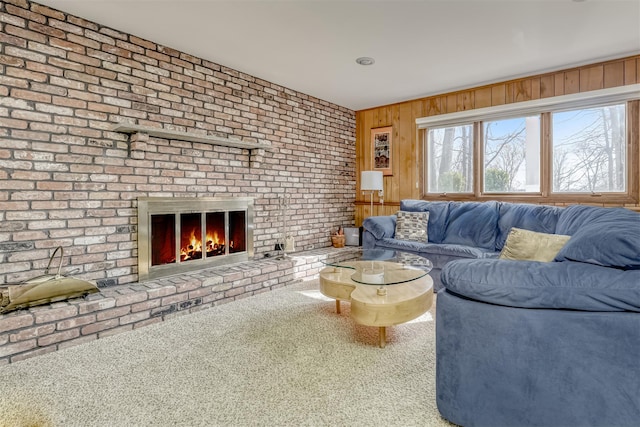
top-left (0, 0), bottom-right (356, 286)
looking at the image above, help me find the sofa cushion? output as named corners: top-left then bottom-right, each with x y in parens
top-left (442, 201), bottom-right (499, 250)
top-left (399, 200), bottom-right (450, 243)
top-left (376, 238), bottom-right (497, 269)
top-left (499, 228), bottom-right (571, 262)
top-left (554, 205), bottom-right (640, 269)
top-left (496, 203), bottom-right (563, 251)
top-left (441, 258), bottom-right (640, 312)
top-left (378, 238), bottom-right (494, 258)
top-left (395, 211), bottom-right (429, 243)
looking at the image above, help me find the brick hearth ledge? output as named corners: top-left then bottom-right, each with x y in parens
top-left (0, 248), bottom-right (354, 364)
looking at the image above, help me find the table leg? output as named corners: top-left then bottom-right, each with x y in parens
top-left (335, 299), bottom-right (341, 314)
top-left (379, 326), bottom-right (386, 348)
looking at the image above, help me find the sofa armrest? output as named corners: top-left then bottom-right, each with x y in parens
top-left (362, 215), bottom-right (396, 240)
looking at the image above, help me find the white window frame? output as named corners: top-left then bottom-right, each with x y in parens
top-left (426, 123), bottom-right (475, 195)
top-left (416, 85), bottom-right (640, 130)
top-left (481, 114), bottom-right (542, 194)
top-left (550, 103), bottom-right (628, 194)
top-left (417, 84), bottom-right (640, 201)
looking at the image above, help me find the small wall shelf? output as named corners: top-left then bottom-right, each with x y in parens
top-left (112, 124), bottom-right (271, 151)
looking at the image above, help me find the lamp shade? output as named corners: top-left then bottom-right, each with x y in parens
top-left (361, 171), bottom-right (383, 191)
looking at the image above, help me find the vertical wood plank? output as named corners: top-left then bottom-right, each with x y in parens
top-left (604, 62), bottom-right (624, 88)
top-left (445, 94), bottom-right (457, 113)
top-left (387, 106), bottom-right (400, 204)
top-left (425, 97), bottom-right (442, 117)
top-left (505, 82), bottom-right (515, 104)
top-left (374, 108), bottom-right (383, 127)
top-left (371, 109), bottom-right (380, 132)
top-left (457, 91), bottom-right (474, 111)
top-left (514, 80), bottom-right (532, 102)
top-left (624, 58), bottom-right (638, 84)
top-left (554, 73), bottom-right (565, 96)
top-left (530, 78), bottom-right (541, 100)
top-left (436, 95), bottom-right (443, 113)
top-left (564, 70), bottom-right (580, 94)
top-left (579, 65), bottom-right (604, 91)
top-left (397, 102), bottom-right (413, 201)
top-left (376, 107), bottom-right (390, 127)
top-left (540, 75), bottom-right (554, 98)
top-left (439, 96), bottom-right (447, 115)
top-left (491, 85), bottom-right (506, 106)
top-left (355, 110), bottom-right (365, 225)
top-left (474, 87), bottom-right (492, 108)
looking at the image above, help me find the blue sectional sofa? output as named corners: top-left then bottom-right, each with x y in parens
top-left (363, 199), bottom-right (563, 291)
top-left (363, 200), bottom-right (640, 426)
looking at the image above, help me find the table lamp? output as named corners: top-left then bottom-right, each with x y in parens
top-left (361, 171), bottom-right (384, 215)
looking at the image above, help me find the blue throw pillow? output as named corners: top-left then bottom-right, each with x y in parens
top-left (442, 201), bottom-right (499, 250)
top-left (554, 205), bottom-right (640, 269)
top-left (362, 215), bottom-right (396, 240)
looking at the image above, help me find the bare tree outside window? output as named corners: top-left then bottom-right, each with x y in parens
top-left (483, 116), bottom-right (540, 193)
top-left (427, 125), bottom-right (474, 193)
top-left (552, 104), bottom-right (626, 193)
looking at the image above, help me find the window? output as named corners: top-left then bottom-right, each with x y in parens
top-left (483, 116), bottom-right (540, 193)
top-left (417, 85), bottom-right (639, 202)
top-left (552, 104), bottom-right (626, 193)
top-left (427, 125), bottom-right (473, 193)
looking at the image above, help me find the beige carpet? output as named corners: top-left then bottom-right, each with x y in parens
top-left (0, 280), bottom-right (453, 427)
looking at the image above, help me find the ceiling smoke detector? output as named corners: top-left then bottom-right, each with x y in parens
top-left (356, 57), bottom-right (375, 66)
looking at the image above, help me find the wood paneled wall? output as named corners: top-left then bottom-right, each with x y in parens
top-left (355, 55), bottom-right (640, 225)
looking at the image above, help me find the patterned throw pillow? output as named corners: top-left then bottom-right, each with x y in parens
top-left (395, 211), bottom-right (429, 243)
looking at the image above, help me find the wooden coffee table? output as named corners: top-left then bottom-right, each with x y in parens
top-left (319, 256), bottom-right (433, 348)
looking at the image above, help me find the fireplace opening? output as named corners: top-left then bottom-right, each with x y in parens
top-left (150, 211), bottom-right (248, 266)
top-left (228, 211), bottom-right (246, 254)
top-left (138, 198), bottom-right (254, 281)
top-left (181, 212), bottom-right (204, 261)
top-left (203, 212), bottom-right (224, 258)
top-left (151, 214), bottom-right (176, 266)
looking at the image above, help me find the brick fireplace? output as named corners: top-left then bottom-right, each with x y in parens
top-left (0, 0), bottom-right (356, 289)
top-left (0, 0), bottom-right (356, 364)
top-left (137, 197), bottom-right (254, 280)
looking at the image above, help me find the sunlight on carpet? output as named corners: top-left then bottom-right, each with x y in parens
top-left (297, 289), bottom-right (334, 301)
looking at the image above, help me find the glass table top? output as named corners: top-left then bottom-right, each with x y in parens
top-left (321, 249), bottom-right (433, 286)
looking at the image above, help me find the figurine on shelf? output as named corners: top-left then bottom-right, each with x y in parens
top-left (331, 226), bottom-right (346, 248)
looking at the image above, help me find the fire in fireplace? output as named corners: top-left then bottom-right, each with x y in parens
top-left (138, 197), bottom-right (254, 280)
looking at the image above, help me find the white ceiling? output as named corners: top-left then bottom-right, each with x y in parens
top-left (35, 0), bottom-right (640, 111)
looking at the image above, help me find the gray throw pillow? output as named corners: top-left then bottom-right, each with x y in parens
top-left (395, 211), bottom-right (429, 243)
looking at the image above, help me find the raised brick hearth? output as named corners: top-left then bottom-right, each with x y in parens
top-left (0, 247), bottom-right (355, 364)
